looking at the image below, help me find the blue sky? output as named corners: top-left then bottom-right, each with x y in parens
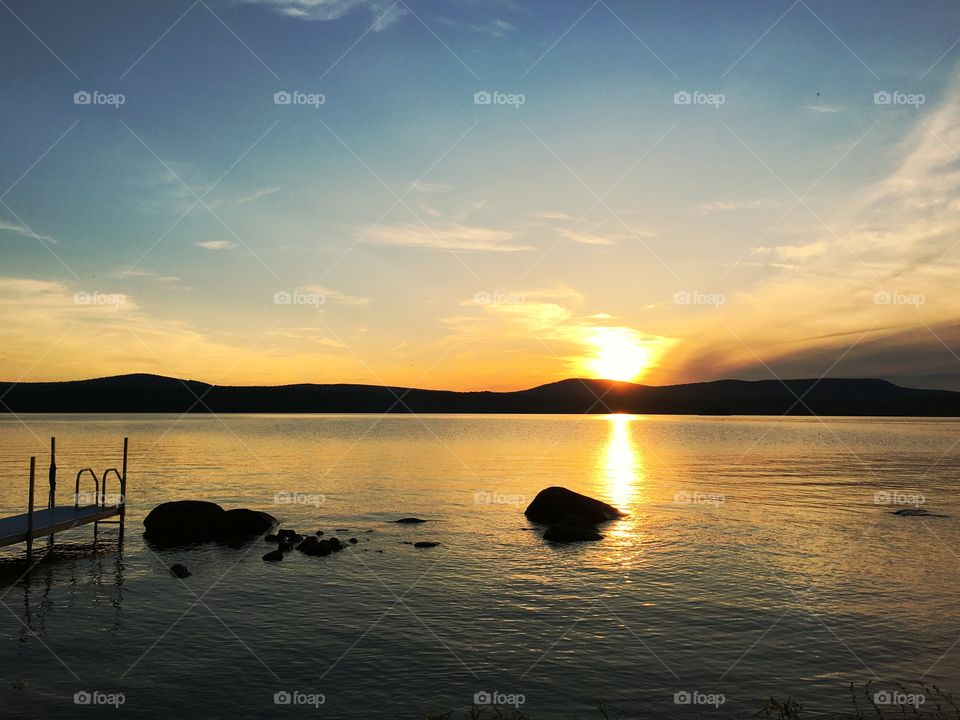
top-left (2, 0), bottom-right (960, 389)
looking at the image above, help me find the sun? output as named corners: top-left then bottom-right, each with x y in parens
top-left (586, 327), bottom-right (655, 382)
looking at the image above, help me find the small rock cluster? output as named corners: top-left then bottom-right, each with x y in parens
top-left (262, 528), bottom-right (356, 562)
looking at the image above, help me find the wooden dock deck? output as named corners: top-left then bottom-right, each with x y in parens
top-left (0, 504), bottom-right (122, 548)
top-left (1, 437), bottom-right (128, 560)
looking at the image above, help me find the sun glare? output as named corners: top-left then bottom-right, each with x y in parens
top-left (586, 327), bottom-right (655, 382)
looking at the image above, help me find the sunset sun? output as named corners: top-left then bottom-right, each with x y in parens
top-left (586, 328), bottom-right (655, 382)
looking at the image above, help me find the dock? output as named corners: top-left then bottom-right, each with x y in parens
top-left (0, 437), bottom-right (128, 560)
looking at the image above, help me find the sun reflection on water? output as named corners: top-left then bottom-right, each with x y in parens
top-left (600, 414), bottom-right (644, 512)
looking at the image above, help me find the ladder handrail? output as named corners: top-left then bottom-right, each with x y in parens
top-left (101, 468), bottom-right (124, 508)
top-left (74, 468), bottom-right (99, 509)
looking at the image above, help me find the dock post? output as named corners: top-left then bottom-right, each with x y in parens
top-left (47, 437), bottom-right (56, 549)
top-left (26, 457), bottom-right (36, 563)
top-left (118, 437), bottom-right (128, 544)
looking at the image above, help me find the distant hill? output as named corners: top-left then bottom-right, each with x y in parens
top-left (1, 374), bottom-right (959, 415)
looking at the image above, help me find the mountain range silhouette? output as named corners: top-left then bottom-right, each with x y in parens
top-left (1, 374), bottom-right (959, 415)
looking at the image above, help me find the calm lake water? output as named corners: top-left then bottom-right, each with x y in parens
top-left (0, 414), bottom-right (958, 718)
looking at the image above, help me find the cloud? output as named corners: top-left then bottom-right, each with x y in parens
top-left (0, 276), bottom-right (363, 385)
top-left (437, 16), bottom-right (516, 37)
top-left (195, 240), bottom-right (238, 251)
top-left (298, 284), bottom-right (373, 305)
top-left (237, 186), bottom-right (281, 205)
top-left (805, 104), bottom-right (843, 114)
top-left (365, 222), bottom-right (533, 252)
top-left (244, 0), bottom-right (407, 29)
top-left (750, 241), bottom-right (828, 263)
top-left (692, 198), bottom-right (782, 214)
top-left (409, 181), bottom-right (453, 193)
top-left (442, 285), bottom-right (672, 384)
top-left (0, 219), bottom-right (57, 244)
top-left (531, 211), bottom-right (570, 221)
top-left (659, 70), bottom-right (960, 387)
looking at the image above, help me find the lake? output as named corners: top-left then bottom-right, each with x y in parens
top-left (0, 414), bottom-right (958, 718)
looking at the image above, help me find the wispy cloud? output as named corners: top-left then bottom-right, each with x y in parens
top-left (437, 16), bottom-right (516, 37)
top-left (299, 284), bottom-right (373, 305)
top-left (244, 0), bottom-right (407, 29)
top-left (0, 219), bottom-right (57, 244)
top-left (195, 240), bottom-right (238, 251)
top-left (805, 104), bottom-right (843, 114)
top-left (409, 180), bottom-right (453, 193)
top-left (365, 222), bottom-right (533, 252)
top-left (663, 71), bottom-right (960, 387)
top-left (692, 198), bottom-right (782, 214)
top-left (237, 186), bottom-right (281, 205)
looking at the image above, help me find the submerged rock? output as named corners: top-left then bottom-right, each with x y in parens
top-left (543, 515), bottom-right (604, 543)
top-left (524, 487), bottom-right (623, 525)
top-left (891, 507), bottom-right (945, 517)
top-left (278, 540), bottom-right (293, 552)
top-left (413, 541), bottom-right (440, 548)
top-left (395, 517), bottom-right (427, 524)
top-left (348, 538), bottom-right (358, 544)
top-left (169, 563), bottom-right (191, 578)
top-left (262, 550), bottom-right (284, 562)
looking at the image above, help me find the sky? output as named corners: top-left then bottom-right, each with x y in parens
top-left (1, 0), bottom-right (960, 390)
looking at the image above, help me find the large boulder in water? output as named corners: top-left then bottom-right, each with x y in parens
top-left (144, 500), bottom-right (225, 546)
top-left (143, 501), bottom-right (277, 547)
top-left (213, 508), bottom-right (277, 545)
top-left (524, 487), bottom-right (623, 525)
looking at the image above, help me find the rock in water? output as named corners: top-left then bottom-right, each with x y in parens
top-left (543, 515), bottom-right (604, 543)
top-left (169, 563), bottom-right (191, 578)
top-left (213, 508), bottom-right (278, 545)
top-left (278, 540), bottom-right (293, 552)
top-left (413, 541), bottom-right (440, 548)
top-left (891, 507), bottom-right (945, 517)
top-left (262, 550), bottom-right (284, 562)
top-left (144, 501), bottom-right (277, 547)
top-left (143, 500), bottom-right (225, 546)
top-left (524, 487), bottom-right (623, 525)
top-left (277, 529), bottom-right (300, 543)
top-left (395, 517), bottom-right (427, 524)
